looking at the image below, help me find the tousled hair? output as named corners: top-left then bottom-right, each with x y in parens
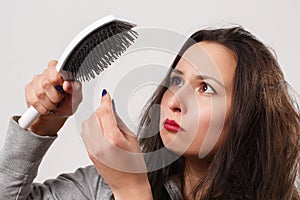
top-left (138, 26), bottom-right (300, 200)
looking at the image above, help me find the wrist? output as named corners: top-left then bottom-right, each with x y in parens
top-left (28, 116), bottom-right (68, 136)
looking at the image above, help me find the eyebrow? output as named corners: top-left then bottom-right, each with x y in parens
top-left (171, 68), bottom-right (225, 88)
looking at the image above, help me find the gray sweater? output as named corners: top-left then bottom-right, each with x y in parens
top-left (0, 117), bottom-right (183, 200)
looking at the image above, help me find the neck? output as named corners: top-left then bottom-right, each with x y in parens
top-left (183, 156), bottom-right (211, 200)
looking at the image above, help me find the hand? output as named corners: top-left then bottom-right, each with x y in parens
top-left (81, 90), bottom-right (153, 200)
top-left (25, 60), bottom-right (83, 136)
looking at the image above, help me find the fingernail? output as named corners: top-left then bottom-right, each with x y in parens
top-left (55, 85), bottom-right (64, 93)
top-left (102, 89), bottom-right (107, 97)
top-left (112, 99), bottom-right (116, 112)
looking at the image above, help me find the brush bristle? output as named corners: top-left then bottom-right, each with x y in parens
top-left (62, 21), bottom-right (138, 82)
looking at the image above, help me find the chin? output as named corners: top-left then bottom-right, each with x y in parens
top-left (160, 131), bottom-right (192, 156)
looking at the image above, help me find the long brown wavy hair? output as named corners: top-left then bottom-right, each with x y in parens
top-left (138, 26), bottom-right (300, 199)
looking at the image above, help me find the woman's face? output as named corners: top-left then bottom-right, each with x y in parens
top-left (159, 42), bottom-right (236, 158)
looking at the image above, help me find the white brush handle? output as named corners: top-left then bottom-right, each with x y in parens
top-left (18, 106), bottom-right (40, 129)
top-left (18, 15), bottom-right (136, 130)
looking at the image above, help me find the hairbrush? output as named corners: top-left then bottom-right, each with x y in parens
top-left (18, 15), bottom-right (138, 129)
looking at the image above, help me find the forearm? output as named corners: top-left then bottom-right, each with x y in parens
top-left (0, 116), bottom-right (56, 199)
top-left (28, 115), bottom-right (67, 136)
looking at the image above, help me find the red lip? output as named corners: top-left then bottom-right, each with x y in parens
top-left (163, 119), bottom-right (183, 132)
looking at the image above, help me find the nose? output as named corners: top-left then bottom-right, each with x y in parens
top-left (167, 87), bottom-right (188, 115)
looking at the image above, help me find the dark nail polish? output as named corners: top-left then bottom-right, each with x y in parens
top-left (102, 89), bottom-right (107, 97)
top-left (55, 85), bottom-right (64, 93)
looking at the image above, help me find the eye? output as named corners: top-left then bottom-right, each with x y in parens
top-left (169, 76), bottom-right (184, 87)
top-left (198, 82), bottom-right (216, 94)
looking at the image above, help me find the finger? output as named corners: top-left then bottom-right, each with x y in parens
top-left (42, 79), bottom-right (65, 104)
top-left (26, 85), bottom-right (51, 115)
top-left (48, 60), bottom-right (64, 87)
top-left (32, 75), bottom-right (58, 111)
top-left (63, 80), bottom-right (82, 94)
top-left (25, 82), bottom-right (34, 107)
top-left (81, 113), bottom-right (106, 157)
top-left (98, 90), bottom-right (120, 139)
top-left (52, 81), bottom-right (83, 117)
top-left (48, 60), bottom-right (58, 67)
top-left (62, 81), bottom-right (73, 94)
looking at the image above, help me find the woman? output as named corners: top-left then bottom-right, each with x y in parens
top-left (0, 26), bottom-right (299, 200)
top-left (137, 27), bottom-right (300, 199)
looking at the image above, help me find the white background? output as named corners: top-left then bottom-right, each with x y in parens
top-left (0, 0), bottom-right (299, 182)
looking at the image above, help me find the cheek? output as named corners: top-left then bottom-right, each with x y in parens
top-left (191, 109), bottom-right (227, 157)
top-left (160, 97), bottom-right (229, 158)
top-left (160, 103), bottom-right (213, 156)
top-left (193, 99), bottom-right (230, 158)
top-left (180, 107), bottom-right (212, 156)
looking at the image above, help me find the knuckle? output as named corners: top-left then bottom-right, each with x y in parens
top-left (95, 108), bottom-right (102, 117)
top-left (31, 98), bottom-right (39, 107)
top-left (107, 139), bottom-right (123, 153)
top-left (35, 89), bottom-right (45, 99)
top-left (41, 80), bottom-right (50, 89)
top-left (109, 132), bottom-right (123, 146)
top-left (100, 104), bottom-right (110, 115)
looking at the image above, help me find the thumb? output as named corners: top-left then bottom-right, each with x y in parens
top-left (62, 81), bottom-right (73, 94)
